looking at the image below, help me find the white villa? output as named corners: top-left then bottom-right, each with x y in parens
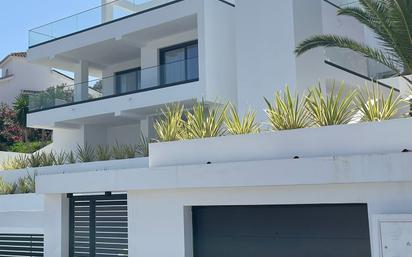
top-left (0, 52), bottom-right (72, 105)
top-left (0, 0), bottom-right (411, 257)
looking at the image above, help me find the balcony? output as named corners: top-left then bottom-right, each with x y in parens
top-left (28, 0), bottom-right (182, 48)
top-left (28, 57), bottom-right (199, 112)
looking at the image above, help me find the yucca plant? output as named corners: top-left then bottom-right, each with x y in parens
top-left (265, 86), bottom-right (312, 130)
top-left (136, 131), bottom-right (150, 157)
top-left (39, 152), bottom-right (55, 166)
top-left (0, 177), bottom-right (16, 195)
top-left (27, 152), bottom-right (42, 168)
top-left (111, 141), bottom-right (126, 160)
top-left (123, 145), bottom-right (137, 159)
top-left (17, 173), bottom-right (36, 194)
top-left (76, 143), bottom-right (95, 163)
top-left (356, 86), bottom-right (405, 121)
top-left (225, 104), bottom-right (260, 135)
top-left (67, 151), bottom-right (76, 164)
top-left (154, 104), bottom-right (185, 142)
top-left (1, 155), bottom-right (29, 170)
top-left (185, 101), bottom-right (228, 139)
top-left (306, 84), bottom-right (358, 126)
top-left (96, 145), bottom-right (111, 161)
top-left (53, 151), bottom-right (67, 165)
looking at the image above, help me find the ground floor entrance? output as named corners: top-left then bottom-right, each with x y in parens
top-left (192, 204), bottom-right (371, 257)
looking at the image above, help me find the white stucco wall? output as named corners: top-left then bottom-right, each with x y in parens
top-left (0, 56), bottom-right (72, 105)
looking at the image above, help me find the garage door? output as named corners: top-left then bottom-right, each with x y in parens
top-left (192, 204), bottom-right (371, 257)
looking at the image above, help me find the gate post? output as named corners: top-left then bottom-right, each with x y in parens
top-left (44, 194), bottom-right (70, 257)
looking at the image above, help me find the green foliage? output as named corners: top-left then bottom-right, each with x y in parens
top-left (96, 145), bottom-right (111, 161)
top-left (111, 141), bottom-right (126, 160)
top-left (27, 152), bottom-right (42, 168)
top-left (29, 85), bottom-right (73, 110)
top-left (16, 173), bottom-right (36, 194)
top-left (154, 104), bottom-right (185, 142)
top-left (68, 151), bottom-right (76, 164)
top-left (53, 151), bottom-right (67, 165)
top-left (13, 93), bottom-right (29, 128)
top-left (295, 0), bottom-right (412, 76)
top-left (76, 143), bottom-right (95, 163)
top-left (225, 104), bottom-right (260, 135)
top-left (1, 155), bottom-right (29, 170)
top-left (9, 141), bottom-right (51, 154)
top-left (0, 177), bottom-right (16, 195)
top-left (136, 131), bottom-right (150, 157)
top-left (356, 86), bottom-right (404, 121)
top-left (306, 84), bottom-right (358, 126)
top-left (185, 101), bottom-right (228, 139)
top-left (265, 86), bottom-right (312, 130)
top-left (123, 145), bottom-right (136, 159)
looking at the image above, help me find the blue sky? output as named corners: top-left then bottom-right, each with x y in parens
top-left (0, 0), bottom-right (100, 59)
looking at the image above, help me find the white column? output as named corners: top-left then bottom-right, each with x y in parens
top-left (101, 0), bottom-right (114, 23)
top-left (140, 46), bottom-right (158, 89)
top-left (43, 194), bottom-right (70, 257)
top-left (74, 61), bottom-right (89, 102)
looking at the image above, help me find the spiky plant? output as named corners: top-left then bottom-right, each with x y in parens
top-left (185, 101), bottom-right (228, 139)
top-left (265, 86), bottom-right (312, 130)
top-left (154, 104), bottom-right (185, 142)
top-left (17, 172), bottom-right (36, 194)
top-left (136, 131), bottom-right (150, 157)
top-left (123, 145), bottom-right (136, 159)
top-left (53, 151), bottom-right (67, 165)
top-left (1, 155), bottom-right (29, 170)
top-left (225, 104), bottom-right (260, 135)
top-left (0, 177), bottom-right (16, 195)
top-left (295, 0), bottom-right (412, 80)
top-left (356, 86), bottom-right (405, 121)
top-left (39, 152), bottom-right (55, 166)
top-left (111, 141), bottom-right (126, 160)
top-left (67, 151), bottom-right (76, 164)
top-left (96, 145), bottom-right (111, 161)
top-left (27, 152), bottom-right (42, 168)
top-left (76, 143), bottom-right (95, 163)
top-left (306, 84), bottom-right (358, 126)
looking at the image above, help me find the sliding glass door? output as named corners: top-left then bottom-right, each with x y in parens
top-left (160, 40), bottom-right (198, 85)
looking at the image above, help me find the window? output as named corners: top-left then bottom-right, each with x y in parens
top-left (115, 67), bottom-right (141, 94)
top-left (159, 40), bottom-right (199, 85)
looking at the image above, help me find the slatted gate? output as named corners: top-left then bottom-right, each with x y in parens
top-left (69, 193), bottom-right (128, 257)
top-left (0, 234), bottom-right (44, 256)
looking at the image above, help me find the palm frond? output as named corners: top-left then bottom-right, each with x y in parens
top-left (295, 35), bottom-right (401, 73)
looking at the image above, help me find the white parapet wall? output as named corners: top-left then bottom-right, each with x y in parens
top-left (149, 118), bottom-right (412, 167)
top-left (0, 194), bottom-right (44, 234)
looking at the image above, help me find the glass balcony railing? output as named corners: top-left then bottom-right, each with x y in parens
top-left (28, 57), bottom-right (199, 112)
top-left (28, 0), bottom-right (178, 47)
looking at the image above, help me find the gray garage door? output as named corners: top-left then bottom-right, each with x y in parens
top-left (192, 204), bottom-right (371, 257)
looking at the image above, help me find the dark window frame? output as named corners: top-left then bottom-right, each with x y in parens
top-left (115, 67), bottom-right (141, 95)
top-left (159, 40), bottom-right (199, 85)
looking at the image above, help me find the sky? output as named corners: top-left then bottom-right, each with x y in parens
top-left (0, 0), bottom-right (101, 59)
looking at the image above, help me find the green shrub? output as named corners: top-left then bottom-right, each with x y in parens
top-left (111, 141), bottom-right (126, 160)
top-left (306, 84), bottom-right (357, 126)
top-left (265, 86), bottom-right (312, 130)
top-left (67, 151), bottom-right (76, 164)
top-left (136, 131), bottom-right (150, 157)
top-left (0, 177), bottom-right (16, 195)
top-left (1, 155), bottom-right (29, 170)
top-left (76, 143), bottom-right (95, 163)
top-left (225, 104), bottom-right (260, 135)
top-left (185, 101), bottom-right (228, 139)
top-left (356, 86), bottom-right (405, 122)
top-left (16, 173), bottom-right (36, 194)
top-left (96, 145), bottom-right (111, 161)
top-left (154, 104), bottom-right (185, 142)
top-left (9, 141), bottom-right (51, 154)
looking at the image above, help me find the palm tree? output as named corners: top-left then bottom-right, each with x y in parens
top-left (13, 94), bottom-right (29, 142)
top-left (295, 0), bottom-right (412, 80)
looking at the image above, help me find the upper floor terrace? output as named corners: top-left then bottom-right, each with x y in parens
top-left (27, 0), bottom-right (237, 131)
